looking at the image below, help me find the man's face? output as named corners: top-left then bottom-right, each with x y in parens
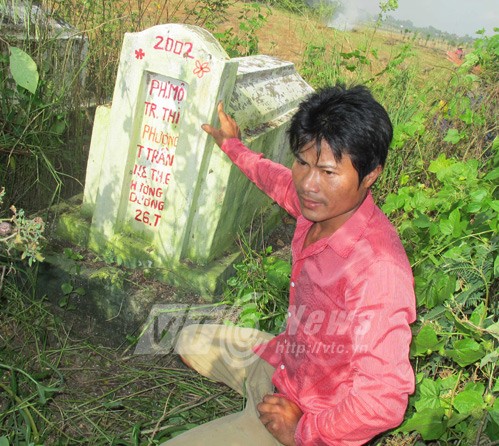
top-left (291, 140), bottom-right (380, 235)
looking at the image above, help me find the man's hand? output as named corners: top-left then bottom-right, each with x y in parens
top-left (201, 102), bottom-right (241, 147)
top-left (257, 394), bottom-right (303, 446)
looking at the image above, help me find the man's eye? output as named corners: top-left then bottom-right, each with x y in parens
top-left (323, 170), bottom-right (334, 175)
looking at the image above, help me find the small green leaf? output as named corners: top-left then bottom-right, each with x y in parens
top-left (426, 305), bottom-right (447, 320)
top-left (480, 349), bottom-right (499, 368)
top-left (0, 436), bottom-right (9, 446)
top-left (429, 154), bottom-right (452, 175)
top-left (469, 188), bottom-right (489, 203)
top-left (58, 295), bottom-right (69, 308)
top-left (439, 208), bottom-right (467, 237)
top-left (61, 282), bottom-right (73, 295)
top-left (415, 267), bottom-right (456, 309)
top-left (443, 128), bottom-right (464, 144)
top-left (446, 338), bottom-right (485, 367)
top-left (439, 218), bottom-right (453, 235)
top-left (50, 118), bottom-right (67, 135)
top-left (234, 292), bottom-right (257, 305)
top-left (415, 378), bottom-right (442, 411)
top-left (486, 321), bottom-right (499, 340)
top-left (453, 388), bottom-right (485, 414)
top-left (381, 192), bottom-right (406, 214)
top-left (398, 407), bottom-right (446, 440)
top-left (412, 324), bottom-right (442, 356)
top-left (74, 287), bottom-right (86, 296)
top-left (485, 400), bottom-right (499, 439)
top-left (484, 167), bottom-right (499, 181)
top-left (447, 412), bottom-right (471, 428)
top-left (239, 303), bottom-right (258, 317)
top-left (412, 213), bottom-right (431, 229)
top-left (440, 373), bottom-right (460, 391)
top-left (264, 259), bottom-right (291, 289)
top-left (36, 383), bottom-right (61, 405)
top-left (9, 46), bottom-right (39, 94)
top-left (470, 303), bottom-right (486, 326)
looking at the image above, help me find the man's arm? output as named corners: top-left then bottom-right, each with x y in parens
top-left (202, 103), bottom-right (301, 218)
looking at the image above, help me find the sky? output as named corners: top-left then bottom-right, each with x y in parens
top-left (334, 0), bottom-right (498, 37)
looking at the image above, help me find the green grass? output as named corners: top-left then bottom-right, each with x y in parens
top-left (0, 274), bottom-right (242, 444)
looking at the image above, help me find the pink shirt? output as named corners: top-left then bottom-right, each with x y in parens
top-left (221, 139), bottom-right (416, 445)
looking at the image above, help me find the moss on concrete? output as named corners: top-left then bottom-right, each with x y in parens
top-left (55, 211), bottom-right (91, 247)
top-left (88, 266), bottom-right (126, 293)
top-left (144, 250), bottom-right (241, 300)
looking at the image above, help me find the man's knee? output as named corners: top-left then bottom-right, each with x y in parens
top-left (175, 324), bottom-right (206, 368)
top-left (174, 324), bottom-right (219, 357)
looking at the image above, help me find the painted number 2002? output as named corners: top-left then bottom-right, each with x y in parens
top-left (153, 36), bottom-right (194, 59)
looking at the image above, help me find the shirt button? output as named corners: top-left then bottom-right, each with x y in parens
top-left (280, 364), bottom-right (285, 370)
top-left (287, 311), bottom-right (291, 318)
top-left (290, 281), bottom-right (295, 287)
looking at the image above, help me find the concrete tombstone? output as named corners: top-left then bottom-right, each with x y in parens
top-left (82, 24), bottom-right (313, 294)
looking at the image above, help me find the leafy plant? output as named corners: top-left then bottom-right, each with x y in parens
top-left (222, 237), bottom-right (290, 334)
top-left (0, 18), bottom-right (70, 210)
top-left (382, 145), bottom-right (498, 443)
top-left (214, 2), bottom-right (270, 57)
top-left (6, 45), bottom-right (39, 94)
top-left (0, 187), bottom-right (45, 267)
top-left (57, 248), bottom-right (86, 309)
top-left (462, 28), bottom-right (499, 82)
top-left (184, 0), bottom-right (232, 30)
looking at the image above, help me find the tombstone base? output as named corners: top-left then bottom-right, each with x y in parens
top-left (48, 196), bottom-right (284, 298)
top-left (39, 196), bottom-right (286, 345)
top-left (36, 252), bottom-right (206, 347)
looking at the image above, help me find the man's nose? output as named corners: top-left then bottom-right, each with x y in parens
top-left (301, 168), bottom-right (320, 193)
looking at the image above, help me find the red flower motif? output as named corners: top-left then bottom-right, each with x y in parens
top-left (135, 48), bottom-right (145, 60)
top-left (193, 60), bottom-right (210, 78)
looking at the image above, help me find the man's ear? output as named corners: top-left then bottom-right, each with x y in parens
top-left (362, 165), bottom-right (383, 189)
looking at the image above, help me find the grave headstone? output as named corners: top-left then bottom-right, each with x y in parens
top-left (77, 23), bottom-right (313, 294)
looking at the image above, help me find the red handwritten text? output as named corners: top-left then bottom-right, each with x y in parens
top-left (141, 125), bottom-right (178, 149)
top-left (137, 145), bottom-right (175, 166)
top-left (134, 209), bottom-right (162, 227)
top-left (153, 36), bottom-right (194, 59)
top-left (144, 102), bottom-right (181, 124)
top-left (149, 79), bottom-right (186, 102)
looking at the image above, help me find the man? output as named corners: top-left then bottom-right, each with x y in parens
top-left (163, 85), bottom-right (416, 445)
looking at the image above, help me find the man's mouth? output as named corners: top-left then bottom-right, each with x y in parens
top-left (300, 196), bottom-right (322, 209)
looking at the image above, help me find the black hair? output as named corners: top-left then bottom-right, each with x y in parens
top-left (288, 84), bottom-right (393, 184)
